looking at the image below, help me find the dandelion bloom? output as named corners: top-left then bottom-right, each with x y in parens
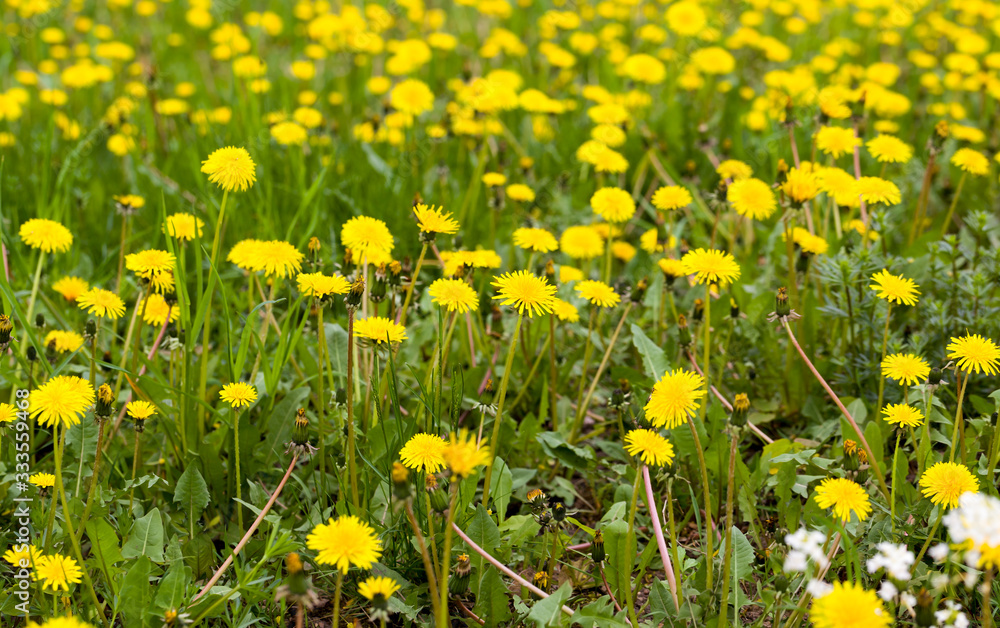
top-left (246, 241), bottom-right (304, 278)
top-left (951, 148), bottom-right (989, 176)
top-left (228, 239), bottom-right (263, 271)
top-left (297, 273), bottom-right (350, 299)
top-left (644, 369), bottom-right (706, 429)
top-left (624, 429), bottom-right (675, 467)
top-left (44, 330), bottom-right (84, 353)
top-left (491, 270), bottom-right (557, 317)
top-left (809, 581), bottom-right (890, 628)
top-left (716, 159), bottom-right (753, 180)
top-left (3, 544), bottom-right (41, 567)
top-left (354, 316), bottom-right (408, 344)
top-left (881, 403), bottom-right (923, 428)
top-left (125, 249), bottom-right (176, 292)
top-left (575, 280), bottom-right (620, 308)
top-left (590, 187), bottom-right (635, 223)
top-left (19, 218), bottom-right (74, 253)
top-left (220, 382), bottom-right (258, 408)
top-left (853, 177), bottom-right (900, 206)
top-left (307, 515), bottom-right (382, 573)
top-left (947, 333), bottom-right (1000, 375)
top-left (551, 298), bottom-right (580, 323)
top-left (77, 288), bottom-right (126, 320)
top-left (428, 278), bottom-right (478, 313)
top-left (443, 430), bottom-right (492, 478)
top-left (390, 78), bottom-right (434, 116)
top-left (141, 293), bottom-right (179, 326)
top-left (358, 575), bottom-right (402, 602)
top-left (399, 433), bottom-right (447, 473)
top-left (30, 376), bottom-right (95, 429)
top-left (34, 554), bottom-right (83, 592)
top-left (780, 168), bottom-right (820, 205)
top-left (652, 185), bottom-right (693, 211)
top-left (341, 216), bottom-right (395, 265)
top-left (126, 400), bottom-right (157, 420)
top-left (270, 121), bottom-right (308, 146)
top-left (866, 135), bottom-right (912, 163)
top-left (413, 204), bottom-right (459, 235)
top-left (869, 269), bottom-right (919, 306)
top-left (681, 248), bottom-right (741, 286)
top-left (52, 276), bottom-right (89, 301)
top-left (512, 227), bottom-right (558, 253)
top-left (658, 258), bottom-right (686, 278)
top-left (30, 472), bottom-right (56, 488)
top-left (814, 125), bottom-right (860, 159)
top-left (0, 403), bottom-right (17, 424)
top-left (880, 353), bottom-right (929, 386)
top-left (201, 146), bottom-right (256, 192)
top-left (482, 172), bottom-right (507, 187)
top-left (506, 183), bottom-right (536, 202)
top-left (727, 178), bottom-right (776, 220)
top-left (560, 226), bottom-right (605, 260)
top-left (559, 266), bottom-right (584, 283)
top-left (920, 462), bottom-right (979, 509)
top-left (813, 478), bottom-right (871, 522)
top-left (165, 212), bottom-right (205, 241)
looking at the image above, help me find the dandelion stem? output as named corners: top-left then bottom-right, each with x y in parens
top-left (75, 417), bottom-right (107, 547)
top-left (939, 170), bottom-right (966, 238)
top-left (234, 408), bottom-right (244, 532)
top-left (571, 302), bottom-right (633, 443)
top-left (316, 300), bottom-right (328, 503)
top-left (21, 250), bottom-right (46, 355)
top-left (718, 428), bottom-right (740, 628)
top-left (641, 465), bottom-right (679, 607)
top-left (398, 243), bottom-right (428, 328)
top-left (549, 312), bottom-right (557, 430)
top-left (624, 471), bottom-right (643, 628)
top-left (405, 499), bottom-right (441, 619)
top-left (346, 308), bottom-right (360, 510)
top-left (575, 308), bottom-right (597, 413)
top-left (482, 310), bottom-right (523, 508)
top-left (687, 412), bottom-right (715, 591)
top-left (949, 370), bottom-right (968, 464)
top-left (781, 318), bottom-right (891, 499)
top-left (197, 189), bottom-right (230, 429)
top-left (701, 284), bottom-right (711, 423)
top-left (331, 571), bottom-right (345, 628)
top-left (128, 430), bottom-right (141, 512)
top-left (437, 485), bottom-right (460, 628)
top-left (876, 302), bottom-right (891, 415)
top-left (890, 428), bottom-right (902, 535)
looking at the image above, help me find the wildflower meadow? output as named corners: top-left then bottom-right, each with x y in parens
top-left (3, 0), bottom-right (1000, 627)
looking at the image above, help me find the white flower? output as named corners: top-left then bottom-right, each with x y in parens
top-left (784, 527), bottom-right (828, 569)
top-left (931, 574), bottom-right (950, 590)
top-left (929, 543), bottom-right (950, 562)
top-left (900, 592), bottom-right (916, 609)
top-left (877, 581), bottom-right (898, 602)
top-left (936, 600), bottom-right (969, 628)
top-left (783, 550), bottom-right (808, 573)
top-left (944, 493), bottom-right (1000, 567)
top-left (962, 570), bottom-right (979, 589)
top-left (806, 579), bottom-right (833, 599)
top-left (866, 542), bottom-right (915, 581)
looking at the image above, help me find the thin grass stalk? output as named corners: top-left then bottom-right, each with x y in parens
top-left (398, 242), bottom-right (427, 328)
top-left (571, 302), bottom-right (633, 443)
top-left (197, 189), bottom-right (230, 426)
top-left (686, 412), bottom-right (714, 591)
top-left (939, 171), bottom-right (966, 238)
top-left (949, 370), bottom-right (969, 463)
top-left (481, 310), bottom-right (523, 507)
top-left (875, 302), bottom-right (892, 415)
top-left (623, 471), bottom-right (643, 628)
top-left (718, 428), bottom-right (740, 628)
top-left (437, 484), bottom-right (460, 628)
top-left (405, 499), bottom-right (441, 619)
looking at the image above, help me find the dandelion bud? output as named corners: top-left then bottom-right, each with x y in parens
top-left (449, 554), bottom-right (472, 594)
top-left (85, 319), bottom-right (97, 339)
top-left (730, 298), bottom-right (740, 319)
top-left (592, 529), bottom-right (605, 564)
top-left (35, 313), bottom-right (46, 329)
top-left (345, 277), bottom-right (365, 310)
top-left (928, 367), bottom-right (942, 387)
top-left (677, 314), bottom-right (692, 348)
top-left (430, 486), bottom-right (449, 513)
top-left (275, 552), bottom-right (319, 610)
top-left (388, 260), bottom-right (402, 287)
top-left (0, 314), bottom-right (13, 350)
top-left (551, 500), bottom-right (566, 522)
top-left (692, 298), bottom-right (704, 322)
top-left (96, 384), bottom-right (115, 419)
top-left (27, 345), bottom-right (38, 362)
top-left (774, 575), bottom-right (789, 593)
top-left (731, 393), bottom-right (750, 427)
top-left (520, 156), bottom-right (534, 171)
top-left (308, 237), bottom-right (321, 254)
top-left (286, 408), bottom-right (318, 458)
top-left (609, 388), bottom-right (629, 411)
top-left (914, 589), bottom-right (935, 627)
top-left (334, 387), bottom-right (347, 407)
top-left (631, 278), bottom-right (647, 303)
top-left (545, 259), bottom-right (555, 280)
top-left (370, 265), bottom-right (388, 303)
top-left (775, 287), bottom-right (791, 318)
top-left (485, 378), bottom-right (494, 394)
top-left (531, 571), bottom-right (550, 599)
top-left (527, 488), bottom-right (546, 512)
top-left (392, 462), bottom-right (410, 500)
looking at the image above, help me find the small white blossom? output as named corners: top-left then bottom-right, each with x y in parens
top-left (866, 542), bottom-right (914, 581)
top-left (936, 600), bottom-right (969, 628)
top-left (783, 550), bottom-right (808, 574)
top-left (877, 581), bottom-right (898, 602)
top-left (929, 543), bottom-right (950, 562)
top-left (806, 579), bottom-right (833, 599)
top-left (900, 592), bottom-right (916, 609)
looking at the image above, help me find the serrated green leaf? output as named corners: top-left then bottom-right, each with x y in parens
top-left (173, 466), bottom-right (210, 525)
top-left (474, 567), bottom-right (513, 628)
top-left (122, 507), bottom-right (165, 563)
top-left (526, 581), bottom-right (572, 627)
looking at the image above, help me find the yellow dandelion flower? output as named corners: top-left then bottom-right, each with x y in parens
top-left (652, 185), bottom-right (693, 211)
top-left (354, 316), bottom-right (408, 344)
top-left (881, 403), bottom-right (923, 428)
top-left (141, 293), bottom-right (179, 326)
top-left (716, 159), bottom-right (753, 180)
top-left (19, 218), bottom-right (74, 253)
top-left (443, 430), bottom-right (492, 478)
top-left (624, 429), bottom-right (675, 467)
top-left (869, 269), bottom-right (919, 306)
top-left (413, 204), bottom-right (459, 235)
top-left (951, 148), bottom-right (989, 176)
top-left (246, 241), bottom-right (304, 278)
top-left (591, 187), bottom-right (635, 223)
top-left (814, 125), bottom-right (860, 159)
top-left (428, 278), bottom-right (479, 314)
top-left (34, 554), bottom-right (83, 592)
top-left (658, 257), bottom-right (687, 278)
top-left (77, 288), bottom-right (126, 320)
top-left (52, 276), bottom-right (89, 301)
top-left (3, 544), bottom-right (41, 567)
top-left (0, 403), bottom-right (17, 424)
top-left (681, 248), bottom-right (741, 286)
top-left (44, 330), bottom-right (84, 354)
top-left (341, 216), bottom-right (395, 264)
top-left (644, 369), bottom-right (706, 429)
top-left (947, 333), bottom-right (1000, 375)
top-left (201, 146), bottom-right (256, 192)
top-left (390, 78), bottom-right (434, 116)
top-left (560, 226), bottom-right (605, 260)
top-left (881, 353), bottom-right (930, 386)
top-left (559, 266), bottom-right (584, 283)
top-left (399, 433), bottom-right (447, 473)
top-left (358, 575), bottom-right (402, 601)
top-left (814, 477), bottom-right (871, 521)
top-left (220, 382), bottom-right (258, 408)
top-left (125, 249), bottom-right (176, 291)
top-left (551, 297), bottom-right (580, 322)
top-left (30, 376), bottom-right (96, 429)
top-left (854, 177), bottom-right (901, 206)
top-left (727, 178), bottom-right (777, 220)
top-left (482, 172), bottom-right (507, 187)
top-left (30, 472), bottom-right (55, 488)
top-left (810, 582), bottom-right (890, 628)
top-left (126, 400), bottom-right (157, 420)
top-left (307, 515), bottom-right (382, 573)
top-left (575, 280), bottom-right (620, 308)
top-left (297, 273), bottom-right (351, 298)
top-left (919, 462), bottom-right (978, 509)
top-left (491, 271), bottom-right (557, 317)
top-left (164, 212), bottom-right (205, 241)
top-left (512, 227), bottom-right (558, 253)
top-left (506, 183), bottom-right (536, 202)
top-left (866, 135), bottom-right (912, 164)
top-left (780, 168), bottom-right (820, 204)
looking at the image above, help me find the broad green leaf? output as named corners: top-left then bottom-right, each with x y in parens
top-left (466, 505), bottom-right (500, 576)
top-left (526, 581), bottom-right (572, 627)
top-left (602, 519), bottom-right (633, 603)
top-left (122, 507), bottom-right (165, 563)
top-left (118, 556), bottom-right (153, 627)
top-left (86, 519), bottom-right (124, 566)
top-left (489, 457), bottom-right (513, 523)
top-left (631, 324), bottom-right (669, 381)
top-left (474, 567), bottom-right (513, 628)
top-left (154, 561), bottom-right (192, 611)
top-left (173, 466), bottom-right (210, 525)
top-left (572, 597), bottom-right (631, 628)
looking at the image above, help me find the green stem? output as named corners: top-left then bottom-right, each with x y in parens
top-left (398, 243), bottom-right (428, 328)
top-left (939, 171), bottom-right (966, 237)
top-left (21, 251), bottom-right (46, 355)
top-left (876, 303), bottom-right (891, 415)
top-left (317, 301), bottom-right (328, 504)
top-left (437, 485), bottom-right (460, 628)
top-left (234, 408), bottom-right (243, 532)
top-left (623, 471), bottom-right (642, 628)
top-left (718, 430), bottom-right (739, 628)
top-left (75, 418), bottom-right (106, 546)
top-left (701, 284), bottom-right (711, 423)
top-left (481, 311), bottom-right (524, 507)
top-left (346, 308), bottom-right (360, 510)
top-left (197, 189), bottom-right (230, 427)
top-left (890, 429), bottom-right (901, 535)
top-left (331, 571), bottom-right (345, 628)
top-left (949, 371), bottom-right (968, 463)
top-left (687, 414), bottom-right (714, 591)
top-left (571, 302), bottom-right (633, 443)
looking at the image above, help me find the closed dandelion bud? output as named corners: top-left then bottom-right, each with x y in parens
top-left (775, 287), bottom-right (791, 318)
top-left (730, 298), bottom-right (740, 319)
top-left (449, 554), bottom-right (472, 594)
top-left (308, 237), bottom-right (321, 254)
top-left (527, 488), bottom-right (547, 513)
top-left (592, 530), bottom-right (605, 563)
top-left (609, 388), bottom-right (628, 411)
top-left (677, 314), bottom-right (692, 348)
top-left (35, 313), bottom-right (46, 329)
top-left (551, 500), bottom-right (566, 522)
top-left (388, 260), bottom-right (402, 287)
top-left (0, 314), bottom-right (13, 349)
top-left (545, 259), bottom-right (555, 281)
top-left (27, 345), bottom-right (38, 362)
top-left (776, 159), bottom-right (788, 184)
top-left (96, 384), bottom-right (115, 419)
top-left (44, 339), bottom-right (57, 362)
top-left (684, 160), bottom-right (696, 176)
top-left (370, 265), bottom-right (387, 303)
top-left (631, 278), bottom-right (647, 304)
top-left (693, 299), bottom-right (704, 322)
top-left (843, 439), bottom-right (860, 472)
top-left (731, 393), bottom-right (750, 427)
top-left (430, 486), bottom-right (449, 513)
top-left (85, 319), bottom-right (97, 339)
top-left (275, 552), bottom-right (319, 611)
top-left (915, 589), bottom-right (935, 627)
top-left (334, 387), bottom-right (347, 407)
top-left (774, 575), bottom-right (789, 593)
top-left (485, 378), bottom-right (494, 394)
top-left (286, 408), bottom-right (318, 458)
top-left (928, 367), bottom-right (942, 386)
top-left (392, 462), bottom-right (410, 500)
top-left (345, 277), bottom-right (365, 309)
top-left (343, 247), bottom-right (355, 270)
